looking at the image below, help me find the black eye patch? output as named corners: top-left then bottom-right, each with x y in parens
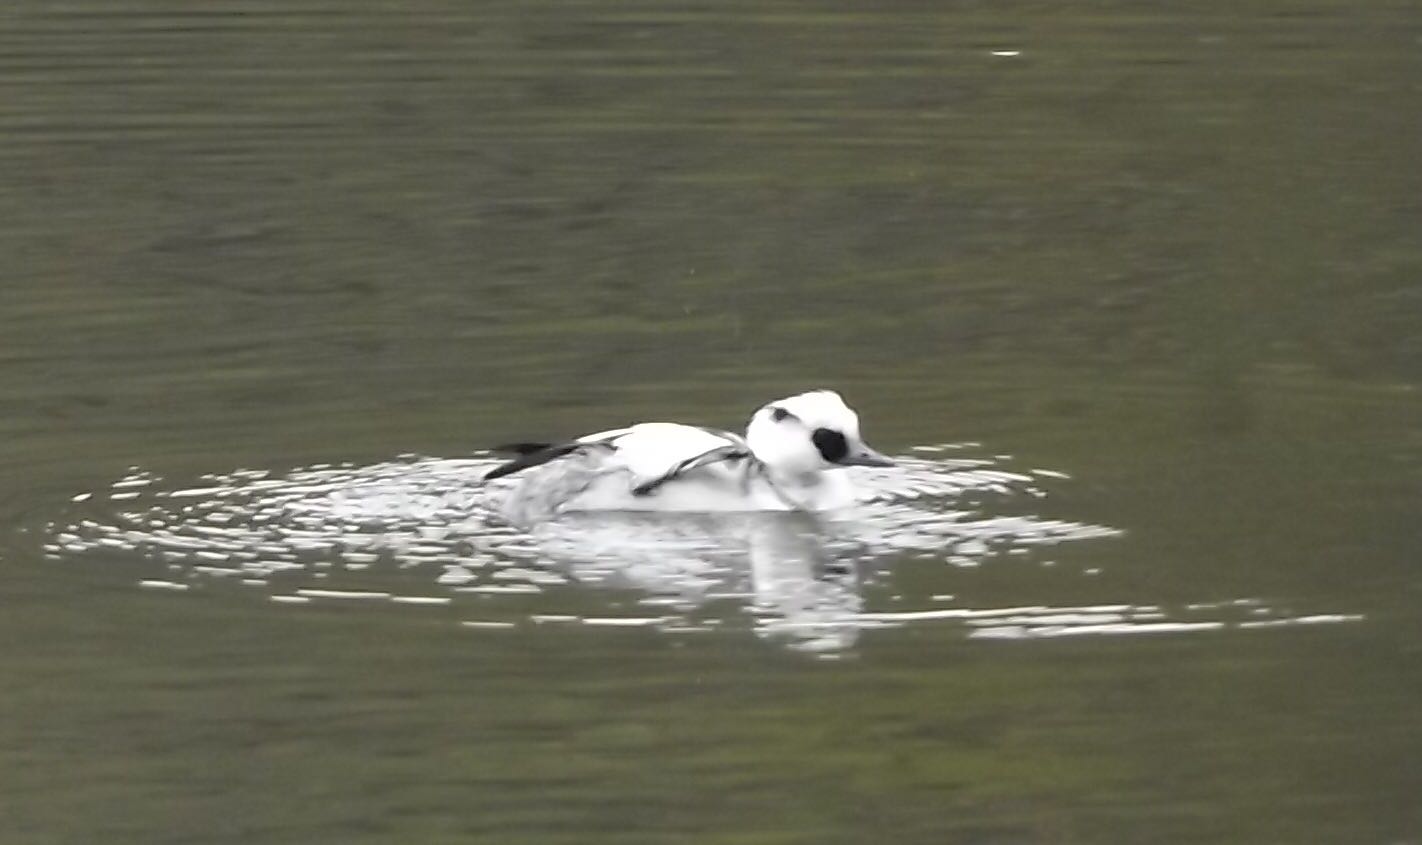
top-left (771, 406), bottom-right (797, 423)
top-left (811, 428), bottom-right (848, 463)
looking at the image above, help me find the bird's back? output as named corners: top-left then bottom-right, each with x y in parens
top-left (496, 422), bottom-right (784, 522)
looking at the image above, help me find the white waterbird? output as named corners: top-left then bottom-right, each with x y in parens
top-left (486, 389), bottom-right (893, 522)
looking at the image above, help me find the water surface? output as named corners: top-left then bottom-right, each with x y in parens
top-left (2, 0), bottom-right (1420, 842)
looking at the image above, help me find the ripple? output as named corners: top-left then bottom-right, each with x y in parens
top-left (39, 448), bottom-right (1359, 654)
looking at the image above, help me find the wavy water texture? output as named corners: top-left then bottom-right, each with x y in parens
top-left (43, 447), bottom-right (1357, 654)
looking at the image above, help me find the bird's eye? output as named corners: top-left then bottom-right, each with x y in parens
top-left (811, 428), bottom-right (848, 463)
top-left (771, 407), bottom-right (795, 423)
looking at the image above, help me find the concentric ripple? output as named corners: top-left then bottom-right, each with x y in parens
top-left (41, 446), bottom-right (1359, 654)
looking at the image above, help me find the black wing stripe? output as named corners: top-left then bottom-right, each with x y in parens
top-left (631, 445), bottom-right (750, 496)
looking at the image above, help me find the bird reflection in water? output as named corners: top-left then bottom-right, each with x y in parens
top-left (530, 511), bottom-right (864, 653)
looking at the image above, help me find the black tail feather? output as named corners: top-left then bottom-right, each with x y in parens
top-left (494, 442), bottom-right (557, 456)
top-left (484, 442), bottom-right (582, 481)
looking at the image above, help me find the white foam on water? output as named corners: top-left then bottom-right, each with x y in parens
top-left (41, 451), bottom-right (1362, 655)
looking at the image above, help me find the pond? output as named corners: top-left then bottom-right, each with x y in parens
top-left (2, 0), bottom-right (1420, 842)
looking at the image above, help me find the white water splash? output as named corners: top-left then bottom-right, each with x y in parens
top-left (39, 448), bottom-right (1358, 653)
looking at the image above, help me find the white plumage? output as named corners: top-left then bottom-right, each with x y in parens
top-left (486, 390), bottom-right (893, 524)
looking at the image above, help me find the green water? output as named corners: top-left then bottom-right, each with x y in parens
top-left (3, 1), bottom-right (1421, 841)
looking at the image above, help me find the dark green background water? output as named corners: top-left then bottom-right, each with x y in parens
top-left (3, 1), bottom-right (1420, 842)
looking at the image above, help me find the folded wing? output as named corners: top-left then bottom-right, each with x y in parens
top-left (483, 423), bottom-right (749, 491)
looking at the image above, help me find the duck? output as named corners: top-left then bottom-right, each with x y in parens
top-left (485, 389), bottom-right (893, 523)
